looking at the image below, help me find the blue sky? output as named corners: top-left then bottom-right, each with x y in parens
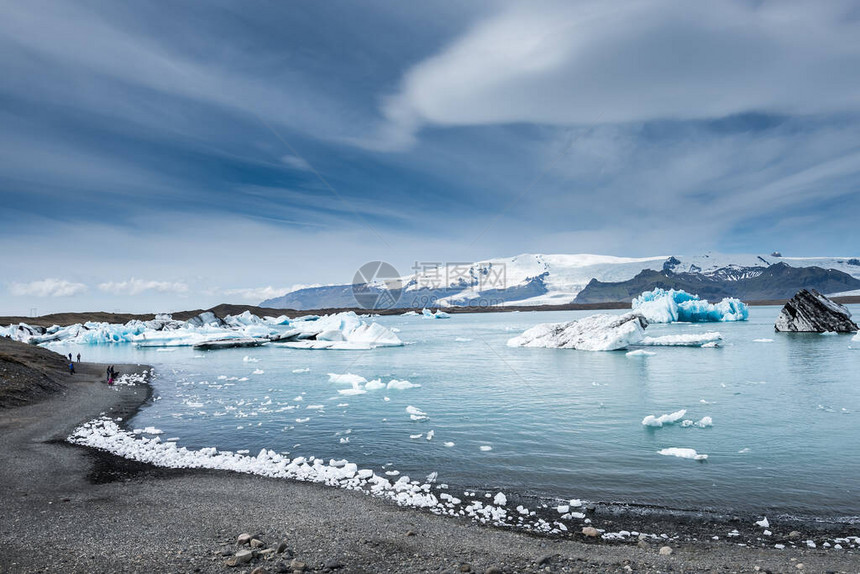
top-left (1, 0), bottom-right (859, 314)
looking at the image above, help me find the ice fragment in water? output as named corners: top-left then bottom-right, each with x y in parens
top-left (642, 409), bottom-right (687, 427)
top-left (657, 447), bottom-right (708, 460)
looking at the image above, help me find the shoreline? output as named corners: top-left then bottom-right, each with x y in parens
top-left (1, 346), bottom-right (859, 572)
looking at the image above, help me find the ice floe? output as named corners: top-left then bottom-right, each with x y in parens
top-left (657, 447), bottom-right (708, 461)
top-left (639, 332), bottom-right (722, 347)
top-left (422, 308), bottom-right (451, 319)
top-left (386, 379), bottom-right (420, 390)
top-left (632, 288), bottom-right (748, 323)
top-left (626, 349), bottom-right (655, 357)
top-left (642, 409), bottom-right (687, 427)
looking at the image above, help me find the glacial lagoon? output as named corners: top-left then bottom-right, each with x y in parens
top-left (73, 305), bottom-right (860, 521)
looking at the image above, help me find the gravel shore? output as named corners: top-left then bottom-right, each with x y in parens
top-left (0, 344), bottom-right (858, 573)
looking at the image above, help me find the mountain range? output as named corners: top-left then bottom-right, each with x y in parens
top-left (260, 253), bottom-right (860, 310)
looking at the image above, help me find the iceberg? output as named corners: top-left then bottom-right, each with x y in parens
top-left (657, 447), bottom-right (708, 461)
top-left (422, 308), bottom-right (451, 319)
top-left (632, 289), bottom-right (748, 323)
top-left (638, 332), bottom-right (723, 347)
top-left (507, 313), bottom-right (647, 351)
top-left (774, 289), bottom-right (858, 332)
top-left (642, 409), bottom-right (687, 427)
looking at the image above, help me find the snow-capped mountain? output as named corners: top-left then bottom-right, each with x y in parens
top-left (260, 253), bottom-right (860, 310)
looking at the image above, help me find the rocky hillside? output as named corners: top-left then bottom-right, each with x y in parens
top-left (574, 263), bottom-right (860, 303)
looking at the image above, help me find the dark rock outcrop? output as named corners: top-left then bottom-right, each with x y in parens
top-left (774, 289), bottom-right (859, 332)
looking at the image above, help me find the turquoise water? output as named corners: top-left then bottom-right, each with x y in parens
top-left (76, 306), bottom-right (860, 520)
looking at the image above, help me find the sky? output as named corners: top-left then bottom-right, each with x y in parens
top-left (1, 0), bottom-right (859, 315)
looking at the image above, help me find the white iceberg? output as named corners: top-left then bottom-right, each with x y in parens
top-left (642, 409), bottom-right (687, 427)
top-left (657, 447), bottom-right (708, 460)
top-left (632, 289), bottom-right (748, 323)
top-left (387, 379), bottom-right (420, 390)
top-left (328, 373), bottom-right (367, 385)
top-left (364, 379), bottom-right (386, 390)
top-left (626, 349), bottom-right (655, 357)
top-left (507, 313), bottom-right (647, 351)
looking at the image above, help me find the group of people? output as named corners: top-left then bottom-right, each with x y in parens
top-left (67, 352), bottom-right (80, 374)
top-left (65, 352), bottom-right (119, 384)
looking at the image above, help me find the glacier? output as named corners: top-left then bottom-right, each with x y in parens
top-left (632, 288), bottom-right (748, 323)
top-left (2, 310), bottom-right (402, 351)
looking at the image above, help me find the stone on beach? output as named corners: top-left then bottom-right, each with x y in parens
top-left (237, 533), bottom-right (253, 546)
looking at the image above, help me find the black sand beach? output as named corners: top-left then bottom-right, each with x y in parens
top-left (1, 340), bottom-right (858, 573)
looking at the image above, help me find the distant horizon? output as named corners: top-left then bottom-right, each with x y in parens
top-left (3, 249), bottom-right (859, 316)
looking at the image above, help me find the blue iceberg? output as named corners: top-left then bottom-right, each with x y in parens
top-left (632, 288), bottom-right (748, 323)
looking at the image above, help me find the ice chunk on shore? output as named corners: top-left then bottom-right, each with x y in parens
top-left (633, 289), bottom-right (748, 323)
top-left (507, 313), bottom-right (647, 351)
top-left (657, 447), bottom-right (708, 460)
top-left (639, 332), bottom-right (722, 347)
top-left (642, 409), bottom-right (687, 427)
top-left (755, 517), bottom-right (769, 528)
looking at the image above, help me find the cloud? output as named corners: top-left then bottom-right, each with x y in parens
top-left (222, 286), bottom-right (293, 303)
top-left (379, 0), bottom-right (860, 146)
top-left (9, 279), bottom-right (87, 297)
top-left (223, 284), bottom-right (330, 304)
top-left (280, 155), bottom-right (312, 171)
top-left (9, 278), bottom-right (88, 297)
top-left (98, 278), bottom-right (189, 296)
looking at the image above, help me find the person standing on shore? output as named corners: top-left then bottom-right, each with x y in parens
top-left (68, 362), bottom-right (75, 375)
top-left (76, 353), bottom-right (81, 362)
top-left (68, 352), bottom-right (72, 361)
